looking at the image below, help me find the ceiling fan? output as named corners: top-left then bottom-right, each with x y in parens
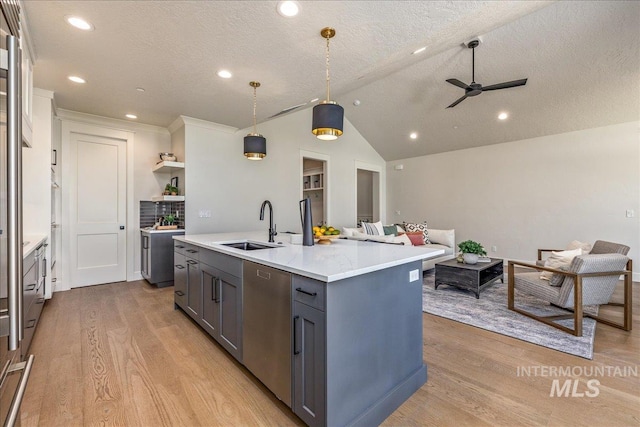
top-left (446, 40), bottom-right (527, 108)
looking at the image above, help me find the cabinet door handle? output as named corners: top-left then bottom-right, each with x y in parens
top-left (25, 319), bottom-right (36, 329)
top-left (175, 291), bottom-right (185, 296)
top-left (295, 287), bottom-right (317, 297)
top-left (25, 283), bottom-right (36, 291)
top-left (175, 245), bottom-right (185, 249)
top-left (211, 276), bottom-right (217, 302)
top-left (186, 260), bottom-right (198, 265)
top-left (36, 298), bottom-right (44, 304)
top-left (175, 265), bottom-right (185, 269)
top-left (186, 249), bottom-right (198, 254)
top-left (293, 315), bottom-right (300, 355)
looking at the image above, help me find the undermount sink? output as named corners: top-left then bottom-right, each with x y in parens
top-left (221, 241), bottom-right (281, 251)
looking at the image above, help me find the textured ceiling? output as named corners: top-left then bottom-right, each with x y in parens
top-left (23, 1), bottom-right (640, 161)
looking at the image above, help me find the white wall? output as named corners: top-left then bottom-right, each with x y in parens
top-left (387, 121), bottom-right (640, 279)
top-left (179, 108), bottom-right (386, 235)
top-left (23, 89), bottom-right (53, 296)
top-left (56, 110), bottom-right (171, 289)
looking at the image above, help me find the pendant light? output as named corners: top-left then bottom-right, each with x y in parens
top-left (244, 81), bottom-right (267, 160)
top-left (312, 27), bottom-right (344, 140)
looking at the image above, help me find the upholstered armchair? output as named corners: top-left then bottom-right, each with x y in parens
top-left (508, 241), bottom-right (632, 336)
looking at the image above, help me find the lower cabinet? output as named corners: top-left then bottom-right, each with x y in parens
top-left (174, 252), bottom-right (187, 309)
top-left (200, 261), bottom-right (243, 361)
top-left (293, 301), bottom-right (326, 427)
top-left (175, 243), bottom-right (243, 363)
top-left (186, 257), bottom-right (201, 318)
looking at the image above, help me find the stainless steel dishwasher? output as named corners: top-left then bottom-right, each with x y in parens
top-left (243, 261), bottom-right (292, 407)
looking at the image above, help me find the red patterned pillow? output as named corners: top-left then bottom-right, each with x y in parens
top-left (403, 222), bottom-right (430, 244)
top-left (405, 231), bottom-right (425, 246)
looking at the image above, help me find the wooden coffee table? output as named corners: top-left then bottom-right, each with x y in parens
top-left (434, 258), bottom-right (504, 299)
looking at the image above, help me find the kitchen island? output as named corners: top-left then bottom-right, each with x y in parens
top-left (173, 232), bottom-right (443, 427)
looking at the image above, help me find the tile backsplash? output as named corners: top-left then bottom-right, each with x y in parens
top-left (140, 200), bottom-right (185, 228)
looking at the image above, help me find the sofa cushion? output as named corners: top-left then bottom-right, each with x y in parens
top-left (424, 243), bottom-right (454, 257)
top-left (427, 229), bottom-right (455, 248)
top-left (403, 222), bottom-right (431, 244)
top-left (342, 227), bottom-right (363, 237)
top-left (352, 231), bottom-right (395, 243)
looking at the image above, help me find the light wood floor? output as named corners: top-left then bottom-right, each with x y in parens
top-left (20, 279), bottom-right (640, 426)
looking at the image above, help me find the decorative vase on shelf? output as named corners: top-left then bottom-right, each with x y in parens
top-left (463, 253), bottom-right (479, 265)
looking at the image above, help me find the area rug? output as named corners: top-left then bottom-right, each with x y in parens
top-left (422, 272), bottom-right (596, 359)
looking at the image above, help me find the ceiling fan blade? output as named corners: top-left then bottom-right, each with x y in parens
top-left (446, 94), bottom-right (468, 109)
top-left (446, 78), bottom-right (470, 89)
top-left (482, 78), bottom-right (528, 91)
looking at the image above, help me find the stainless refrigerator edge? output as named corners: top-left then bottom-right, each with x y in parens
top-left (0, 2), bottom-right (35, 426)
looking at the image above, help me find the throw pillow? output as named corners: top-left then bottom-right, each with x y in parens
top-left (427, 229), bottom-right (455, 248)
top-left (540, 248), bottom-right (582, 283)
top-left (567, 240), bottom-right (592, 254)
top-left (403, 222), bottom-right (431, 244)
top-left (352, 231), bottom-right (395, 243)
top-left (383, 225), bottom-right (398, 236)
top-left (405, 231), bottom-right (425, 246)
top-left (342, 227), bottom-right (363, 237)
top-left (362, 221), bottom-right (384, 235)
top-left (393, 233), bottom-right (412, 246)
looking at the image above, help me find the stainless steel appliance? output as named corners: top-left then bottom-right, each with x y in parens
top-left (1, 5), bottom-right (35, 426)
top-left (242, 261), bottom-right (292, 407)
top-left (141, 229), bottom-right (185, 287)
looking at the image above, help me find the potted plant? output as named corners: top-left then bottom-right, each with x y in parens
top-left (170, 186), bottom-right (179, 196)
top-left (164, 214), bottom-right (175, 225)
top-left (163, 183), bottom-right (172, 195)
top-left (457, 240), bottom-right (487, 265)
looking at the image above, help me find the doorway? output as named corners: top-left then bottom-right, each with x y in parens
top-left (356, 169), bottom-right (380, 225)
top-left (301, 152), bottom-right (329, 226)
top-left (62, 120), bottom-right (132, 288)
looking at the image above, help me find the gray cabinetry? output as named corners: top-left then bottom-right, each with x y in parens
top-left (200, 255), bottom-right (243, 362)
top-left (173, 252), bottom-right (187, 309)
top-left (200, 263), bottom-right (218, 336)
top-left (174, 241), bottom-right (243, 362)
top-left (186, 256), bottom-right (200, 318)
top-left (293, 300), bottom-right (326, 427)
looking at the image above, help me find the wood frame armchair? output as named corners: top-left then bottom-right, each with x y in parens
top-left (508, 244), bottom-right (632, 337)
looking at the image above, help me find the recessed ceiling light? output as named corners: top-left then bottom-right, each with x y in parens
top-left (353, 99), bottom-right (361, 106)
top-left (125, 114), bottom-right (137, 119)
top-left (68, 76), bottom-right (86, 84)
top-left (217, 70), bottom-right (232, 79)
top-left (412, 46), bottom-right (426, 55)
top-left (498, 112), bottom-right (509, 120)
top-left (136, 87), bottom-right (145, 92)
top-left (309, 98), bottom-right (319, 103)
top-left (277, 1), bottom-right (300, 17)
top-left (65, 15), bottom-right (94, 31)
top-left (409, 132), bottom-right (418, 140)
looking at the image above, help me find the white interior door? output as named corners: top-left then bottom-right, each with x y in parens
top-left (69, 132), bottom-right (126, 287)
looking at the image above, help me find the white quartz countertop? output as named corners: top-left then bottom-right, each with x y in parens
top-left (23, 234), bottom-right (47, 258)
top-left (140, 228), bottom-right (185, 234)
top-left (174, 231), bottom-right (444, 282)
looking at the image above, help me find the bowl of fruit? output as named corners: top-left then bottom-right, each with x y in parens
top-left (313, 225), bottom-right (341, 244)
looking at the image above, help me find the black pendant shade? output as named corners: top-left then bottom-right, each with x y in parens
top-left (243, 134), bottom-right (266, 160)
top-left (312, 102), bottom-right (344, 141)
top-left (244, 81), bottom-right (266, 160)
top-left (312, 27), bottom-right (344, 140)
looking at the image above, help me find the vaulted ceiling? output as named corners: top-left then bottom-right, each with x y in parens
top-left (23, 1), bottom-right (640, 161)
